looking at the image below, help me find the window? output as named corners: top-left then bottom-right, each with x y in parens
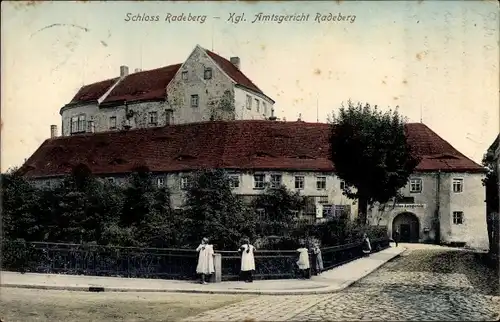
top-left (157, 177), bottom-right (165, 187)
top-left (409, 178), bottom-right (422, 193)
top-left (263, 102), bottom-right (267, 115)
top-left (322, 205), bottom-right (333, 217)
top-left (149, 111), bottom-right (158, 125)
top-left (295, 176), bottom-right (305, 189)
top-left (452, 178), bottom-right (463, 193)
top-left (109, 116), bottom-right (117, 130)
top-left (106, 177), bottom-right (115, 184)
top-left (229, 175), bottom-right (240, 189)
top-left (253, 174), bottom-right (265, 189)
top-left (246, 95), bottom-right (252, 110)
top-left (165, 110), bottom-right (173, 125)
top-left (270, 174), bottom-right (282, 188)
top-left (318, 196), bottom-right (329, 204)
top-left (182, 71), bottom-right (188, 80)
top-left (204, 68), bottom-right (212, 80)
top-left (453, 211), bottom-right (464, 225)
top-left (71, 116), bottom-right (78, 133)
top-left (191, 95), bottom-right (199, 108)
top-left (255, 99), bottom-right (260, 113)
top-left (316, 176), bottom-right (326, 190)
top-left (45, 181), bottom-right (51, 188)
top-left (71, 114), bottom-right (86, 133)
top-left (340, 180), bottom-right (346, 190)
top-left (180, 176), bottom-right (190, 190)
top-left (78, 114), bottom-right (86, 132)
top-left (87, 120), bottom-right (95, 133)
top-left (256, 208), bottom-right (266, 221)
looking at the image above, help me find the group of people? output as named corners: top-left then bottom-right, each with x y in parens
top-left (194, 237), bottom-right (328, 284)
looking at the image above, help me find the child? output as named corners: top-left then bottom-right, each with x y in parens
top-left (196, 237), bottom-right (215, 284)
top-left (362, 233), bottom-right (372, 256)
top-left (312, 242), bottom-right (323, 276)
top-left (296, 243), bottom-right (311, 279)
top-left (239, 238), bottom-right (256, 283)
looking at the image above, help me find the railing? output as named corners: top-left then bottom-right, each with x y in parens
top-left (1, 238), bottom-right (390, 281)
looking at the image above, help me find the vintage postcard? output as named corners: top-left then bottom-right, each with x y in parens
top-left (1, 1), bottom-right (499, 321)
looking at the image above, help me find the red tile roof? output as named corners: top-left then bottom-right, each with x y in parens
top-left (18, 121), bottom-right (485, 179)
top-left (101, 64), bottom-right (182, 104)
top-left (69, 46), bottom-right (271, 105)
top-left (69, 77), bottom-right (119, 104)
top-left (205, 50), bottom-right (265, 96)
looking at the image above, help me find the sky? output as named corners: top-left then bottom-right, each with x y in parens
top-left (1, 1), bottom-right (499, 172)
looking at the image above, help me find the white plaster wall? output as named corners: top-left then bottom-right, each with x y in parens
top-left (234, 87), bottom-right (274, 120)
top-left (166, 46), bottom-right (236, 124)
top-left (60, 104), bottom-right (99, 136)
top-left (443, 172), bottom-right (488, 250)
top-left (369, 171), bottom-right (488, 249)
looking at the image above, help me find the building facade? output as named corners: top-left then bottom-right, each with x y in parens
top-left (20, 120), bottom-right (488, 250)
top-left (57, 45), bottom-right (275, 137)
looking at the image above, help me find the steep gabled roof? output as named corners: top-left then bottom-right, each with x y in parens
top-left (205, 49), bottom-right (265, 97)
top-left (69, 77), bottom-right (120, 104)
top-left (18, 121), bottom-right (485, 179)
top-left (101, 64), bottom-right (182, 104)
top-left (67, 45), bottom-right (272, 106)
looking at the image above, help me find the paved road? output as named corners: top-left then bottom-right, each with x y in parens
top-left (185, 244), bottom-right (500, 321)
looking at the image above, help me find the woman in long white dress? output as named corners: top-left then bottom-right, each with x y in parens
top-left (296, 243), bottom-right (311, 279)
top-left (239, 238), bottom-right (256, 283)
top-left (196, 237), bottom-right (215, 284)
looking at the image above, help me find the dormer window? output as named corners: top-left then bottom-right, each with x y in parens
top-left (204, 68), bottom-right (212, 80)
top-left (182, 71), bottom-right (188, 81)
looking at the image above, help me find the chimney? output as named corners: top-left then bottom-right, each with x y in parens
top-left (269, 108), bottom-right (277, 121)
top-left (50, 125), bottom-right (57, 138)
top-left (230, 57), bottom-right (240, 70)
top-left (134, 68), bottom-right (142, 73)
top-left (120, 65), bottom-right (129, 77)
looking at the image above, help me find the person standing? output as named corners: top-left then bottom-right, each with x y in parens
top-left (196, 237), bottom-right (215, 284)
top-left (239, 238), bottom-right (256, 283)
top-left (312, 243), bottom-right (324, 276)
top-left (393, 229), bottom-right (400, 247)
top-left (296, 243), bottom-right (311, 279)
top-left (362, 233), bottom-right (372, 256)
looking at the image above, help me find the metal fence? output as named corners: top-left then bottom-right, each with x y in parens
top-left (1, 238), bottom-right (389, 281)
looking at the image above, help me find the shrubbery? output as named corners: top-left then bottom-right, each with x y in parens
top-left (2, 167), bottom-right (386, 250)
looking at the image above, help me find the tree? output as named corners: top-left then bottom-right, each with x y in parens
top-left (117, 166), bottom-right (177, 247)
top-left (1, 168), bottom-right (43, 241)
top-left (182, 169), bottom-right (256, 250)
top-left (252, 185), bottom-right (305, 237)
top-left (329, 101), bottom-right (420, 224)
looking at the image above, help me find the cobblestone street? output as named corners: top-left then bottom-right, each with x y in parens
top-left (185, 245), bottom-right (500, 321)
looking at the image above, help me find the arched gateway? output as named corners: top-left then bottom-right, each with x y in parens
top-left (392, 212), bottom-right (420, 243)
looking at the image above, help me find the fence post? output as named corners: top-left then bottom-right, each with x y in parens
top-left (211, 253), bottom-right (222, 283)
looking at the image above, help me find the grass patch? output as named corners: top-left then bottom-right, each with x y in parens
top-left (0, 288), bottom-right (253, 322)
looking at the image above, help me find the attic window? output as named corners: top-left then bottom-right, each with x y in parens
top-left (175, 154), bottom-right (197, 161)
top-left (109, 158), bottom-right (127, 165)
top-left (429, 154), bottom-right (459, 160)
top-left (254, 152), bottom-right (275, 158)
top-left (204, 68), bottom-right (212, 80)
top-left (296, 155), bottom-right (316, 160)
top-left (182, 71), bottom-right (188, 81)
